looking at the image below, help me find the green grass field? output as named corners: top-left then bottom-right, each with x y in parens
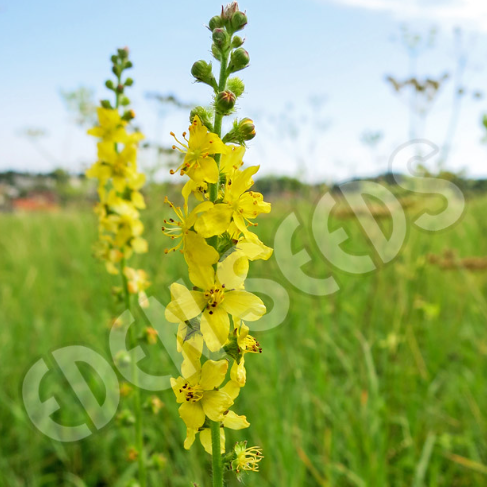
top-left (2, 191), bottom-right (487, 486)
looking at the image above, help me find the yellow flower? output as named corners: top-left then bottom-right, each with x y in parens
top-left (87, 107), bottom-right (128, 143)
top-left (184, 410), bottom-right (250, 453)
top-left (100, 193), bottom-right (146, 251)
top-left (170, 116), bottom-right (228, 184)
top-left (161, 197), bottom-right (215, 256)
top-left (232, 442), bottom-right (263, 473)
top-left (230, 320), bottom-right (262, 387)
top-left (182, 179), bottom-right (208, 207)
top-left (220, 145), bottom-right (245, 176)
top-left (124, 267), bottom-right (150, 294)
top-left (171, 359), bottom-right (233, 430)
top-left (194, 166), bottom-right (271, 238)
top-left (97, 141), bottom-right (145, 193)
top-left (165, 253), bottom-right (266, 352)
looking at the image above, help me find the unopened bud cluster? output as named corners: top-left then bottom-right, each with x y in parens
top-left (101, 47), bottom-right (135, 120)
top-left (190, 1), bottom-right (253, 126)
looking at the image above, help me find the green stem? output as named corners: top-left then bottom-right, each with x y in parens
top-left (209, 49), bottom-right (229, 204)
top-left (208, 49), bottom-right (230, 487)
top-left (121, 259), bottom-right (147, 487)
top-left (210, 420), bottom-right (224, 487)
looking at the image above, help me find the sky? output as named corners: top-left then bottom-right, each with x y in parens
top-left (1, 0), bottom-right (487, 183)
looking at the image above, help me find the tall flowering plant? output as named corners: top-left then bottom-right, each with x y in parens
top-left (86, 48), bottom-right (149, 487)
top-left (162, 3), bottom-right (272, 484)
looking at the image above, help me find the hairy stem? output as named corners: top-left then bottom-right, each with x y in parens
top-left (208, 49), bottom-right (230, 487)
top-left (210, 420), bottom-right (224, 487)
top-left (121, 259), bottom-right (147, 487)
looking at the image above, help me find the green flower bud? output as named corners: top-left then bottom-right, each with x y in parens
top-left (124, 77), bottom-right (134, 86)
top-left (114, 350), bottom-right (131, 368)
top-left (116, 84), bottom-right (124, 94)
top-left (105, 79), bottom-right (115, 90)
top-left (209, 15), bottom-right (224, 31)
top-left (228, 48), bottom-right (250, 73)
top-left (112, 65), bottom-right (121, 77)
top-left (124, 60), bottom-right (133, 69)
top-left (231, 35), bottom-right (245, 48)
top-left (191, 60), bottom-right (218, 90)
top-left (100, 99), bottom-right (113, 109)
top-left (116, 409), bottom-right (136, 427)
top-left (222, 117), bottom-right (256, 145)
top-left (215, 90), bottom-right (236, 114)
top-left (231, 11), bottom-right (247, 32)
top-left (111, 55), bottom-right (118, 64)
top-left (239, 117), bottom-right (256, 140)
top-left (226, 77), bottom-right (245, 97)
top-left (122, 110), bottom-right (136, 122)
top-left (222, 1), bottom-right (239, 21)
top-left (118, 47), bottom-right (129, 59)
top-left (148, 453), bottom-right (167, 471)
top-left (190, 106), bottom-right (214, 132)
top-left (120, 96), bottom-right (130, 106)
top-left (212, 28), bottom-right (230, 49)
top-left (211, 43), bottom-right (222, 61)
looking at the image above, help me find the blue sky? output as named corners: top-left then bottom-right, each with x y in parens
top-left (1, 0), bottom-right (487, 182)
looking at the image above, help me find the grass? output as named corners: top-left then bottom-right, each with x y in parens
top-left (1, 190), bottom-right (487, 486)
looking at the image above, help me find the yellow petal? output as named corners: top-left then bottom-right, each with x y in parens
top-left (165, 283), bottom-right (206, 322)
top-left (194, 204), bottom-right (233, 238)
top-left (201, 390), bottom-right (233, 422)
top-left (200, 427), bottom-right (225, 455)
top-left (237, 234), bottom-right (273, 261)
top-left (180, 334), bottom-right (204, 380)
top-left (184, 231), bottom-right (219, 268)
top-left (230, 358), bottom-right (246, 387)
top-left (131, 237), bottom-right (148, 253)
top-left (220, 380), bottom-right (242, 400)
top-left (178, 401), bottom-right (205, 429)
top-left (221, 291), bottom-right (266, 321)
top-left (222, 410), bottom-right (250, 430)
top-left (200, 308), bottom-right (230, 352)
top-left (184, 428), bottom-right (197, 450)
top-left (217, 251), bottom-right (249, 290)
top-left (170, 377), bottom-right (187, 404)
top-left (187, 262), bottom-right (215, 292)
top-left (200, 360), bottom-right (229, 390)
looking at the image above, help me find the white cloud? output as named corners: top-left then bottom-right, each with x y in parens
top-left (320, 0), bottom-right (487, 32)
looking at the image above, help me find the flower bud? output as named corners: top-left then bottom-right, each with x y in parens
top-left (122, 110), bottom-right (136, 122)
top-left (231, 36), bottom-right (245, 48)
top-left (100, 99), bottom-right (113, 109)
top-left (191, 60), bottom-right (218, 90)
top-left (116, 409), bottom-right (135, 427)
top-left (124, 60), bottom-right (133, 69)
top-left (190, 107), bottom-right (214, 132)
top-left (222, 117), bottom-right (256, 145)
top-left (212, 28), bottom-right (230, 49)
top-left (215, 90), bottom-right (236, 114)
top-left (120, 96), bottom-right (130, 106)
top-left (239, 117), bottom-right (256, 140)
top-left (209, 15), bottom-right (224, 31)
top-left (231, 11), bottom-right (247, 32)
top-left (111, 54), bottom-right (118, 64)
top-left (222, 1), bottom-right (239, 20)
top-left (118, 47), bottom-right (129, 59)
top-left (105, 79), bottom-right (114, 90)
top-left (211, 43), bottom-right (222, 61)
top-left (149, 453), bottom-right (167, 471)
top-left (228, 48), bottom-right (250, 73)
top-left (226, 77), bottom-right (245, 97)
top-left (125, 77), bottom-right (134, 86)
